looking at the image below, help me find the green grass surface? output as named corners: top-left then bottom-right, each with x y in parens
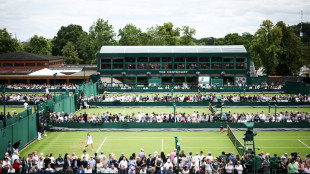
top-left (76, 108), bottom-right (310, 115)
top-left (0, 107), bottom-right (28, 115)
top-left (20, 131), bottom-right (310, 159)
top-left (234, 131), bottom-right (310, 158)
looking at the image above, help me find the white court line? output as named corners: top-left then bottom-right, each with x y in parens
top-left (165, 147), bottom-right (309, 149)
top-left (162, 139), bottom-right (164, 151)
top-left (96, 137), bottom-right (107, 153)
top-left (298, 139), bottom-right (310, 149)
top-left (103, 138), bottom-right (310, 141)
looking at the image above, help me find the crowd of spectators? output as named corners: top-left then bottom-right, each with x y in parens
top-left (100, 81), bottom-right (284, 91)
top-left (49, 111), bottom-right (310, 124)
top-left (0, 93), bottom-right (54, 103)
top-left (83, 93), bottom-right (310, 103)
top-left (1, 147), bottom-right (310, 173)
top-left (1, 83), bottom-right (78, 90)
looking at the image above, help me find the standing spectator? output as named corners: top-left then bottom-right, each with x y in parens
top-left (12, 140), bottom-right (22, 153)
top-left (83, 112), bottom-right (88, 123)
top-left (225, 159), bottom-right (234, 174)
top-left (44, 155), bottom-right (51, 169)
top-left (211, 158), bottom-right (220, 174)
top-left (7, 141), bottom-right (12, 156)
top-left (138, 148), bottom-right (146, 160)
top-left (24, 102), bottom-right (28, 110)
top-left (110, 164), bottom-right (118, 173)
top-left (7, 165), bottom-right (15, 173)
top-left (287, 159), bottom-right (297, 173)
top-left (263, 155), bottom-right (271, 174)
top-left (235, 161), bottom-right (243, 174)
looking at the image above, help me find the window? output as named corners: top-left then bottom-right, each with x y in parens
top-left (162, 57), bottom-right (172, 62)
top-left (211, 57), bottom-right (222, 62)
top-left (187, 57), bottom-right (197, 62)
top-left (3, 63), bottom-right (13, 67)
top-left (174, 57), bottom-right (185, 62)
top-left (112, 57), bottom-right (123, 63)
top-left (174, 77), bottom-right (185, 83)
top-left (223, 63), bottom-right (234, 69)
top-left (149, 63), bottom-right (160, 69)
top-left (162, 64), bottom-right (172, 69)
top-left (137, 77), bottom-right (148, 84)
top-left (125, 76), bottom-right (136, 83)
top-left (125, 64), bottom-right (135, 69)
top-left (150, 57), bottom-right (160, 62)
top-left (174, 63), bottom-right (185, 69)
top-left (101, 57), bottom-right (111, 63)
top-left (101, 64), bottom-right (111, 69)
top-left (37, 63), bottom-right (47, 66)
top-left (199, 57), bottom-right (210, 62)
top-left (186, 63), bottom-right (197, 69)
top-left (224, 57), bottom-right (234, 62)
top-left (125, 57), bottom-right (135, 63)
top-left (14, 63), bottom-right (24, 67)
top-left (199, 63), bottom-right (209, 69)
top-left (236, 57), bottom-right (247, 62)
top-left (137, 63), bottom-right (147, 69)
top-left (211, 63), bottom-right (222, 69)
top-left (112, 64), bottom-right (123, 69)
top-left (187, 76), bottom-right (197, 83)
top-left (26, 63), bottom-right (35, 67)
top-left (137, 57), bottom-right (148, 62)
top-left (236, 63), bottom-right (247, 69)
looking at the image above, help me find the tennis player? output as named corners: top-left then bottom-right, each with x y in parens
top-left (84, 133), bottom-right (94, 151)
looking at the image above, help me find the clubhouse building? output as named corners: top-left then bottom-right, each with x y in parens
top-left (97, 46), bottom-right (250, 87)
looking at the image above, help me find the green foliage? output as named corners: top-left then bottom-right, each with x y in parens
top-left (147, 22), bottom-right (180, 45)
top-left (23, 35), bottom-right (52, 55)
top-left (214, 33), bottom-right (253, 50)
top-left (179, 26), bottom-right (196, 45)
top-left (77, 19), bottom-right (116, 64)
top-left (61, 41), bottom-right (82, 64)
top-left (275, 21), bottom-right (303, 75)
top-left (118, 24), bottom-right (143, 45)
top-left (194, 37), bottom-right (215, 45)
top-left (250, 20), bottom-right (282, 75)
top-left (0, 28), bottom-right (22, 54)
top-left (52, 24), bottom-right (86, 56)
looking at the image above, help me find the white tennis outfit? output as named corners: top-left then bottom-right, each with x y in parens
top-left (87, 135), bottom-right (93, 144)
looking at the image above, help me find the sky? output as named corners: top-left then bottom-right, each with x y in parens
top-left (0, 0), bottom-right (309, 42)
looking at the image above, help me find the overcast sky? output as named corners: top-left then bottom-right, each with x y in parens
top-left (0, 0), bottom-right (309, 42)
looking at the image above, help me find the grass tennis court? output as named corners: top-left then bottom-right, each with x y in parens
top-left (20, 131), bottom-right (310, 159)
top-left (76, 107), bottom-right (310, 115)
top-left (0, 107), bottom-right (28, 115)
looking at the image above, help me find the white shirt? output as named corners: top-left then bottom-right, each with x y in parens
top-left (110, 168), bottom-right (118, 173)
top-left (101, 167), bottom-right (111, 173)
top-left (8, 168), bottom-right (15, 173)
top-left (24, 102), bottom-right (28, 110)
top-left (235, 165), bottom-right (243, 174)
top-left (164, 162), bottom-right (173, 171)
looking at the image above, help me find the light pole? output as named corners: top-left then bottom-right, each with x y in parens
top-left (53, 73), bottom-right (57, 102)
top-left (2, 84), bottom-right (7, 128)
top-left (275, 104), bottom-right (277, 117)
top-left (173, 103), bottom-right (176, 123)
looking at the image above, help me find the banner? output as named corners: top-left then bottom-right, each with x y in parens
top-left (198, 76), bottom-right (210, 85)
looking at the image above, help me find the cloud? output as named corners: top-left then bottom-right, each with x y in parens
top-left (0, 0), bottom-right (309, 41)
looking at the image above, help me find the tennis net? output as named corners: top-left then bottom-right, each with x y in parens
top-left (227, 125), bottom-right (244, 155)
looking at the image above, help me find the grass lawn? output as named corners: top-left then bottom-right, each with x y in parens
top-left (0, 107), bottom-right (29, 115)
top-left (76, 108), bottom-right (310, 116)
top-left (20, 131), bottom-right (310, 159)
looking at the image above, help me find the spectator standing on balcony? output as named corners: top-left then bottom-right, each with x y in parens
top-left (24, 102), bottom-right (28, 110)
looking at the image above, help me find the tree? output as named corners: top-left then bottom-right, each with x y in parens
top-left (194, 37), bottom-right (215, 45)
top-left (62, 41), bottom-right (82, 64)
top-left (147, 22), bottom-right (180, 45)
top-left (179, 26), bottom-right (196, 45)
top-left (23, 35), bottom-right (52, 55)
top-left (250, 20), bottom-right (282, 75)
top-left (0, 28), bottom-right (22, 54)
top-left (275, 21), bottom-right (303, 75)
top-left (52, 24), bottom-right (86, 56)
top-left (118, 24), bottom-right (143, 45)
top-left (214, 33), bottom-right (247, 46)
top-left (77, 18), bottom-right (116, 64)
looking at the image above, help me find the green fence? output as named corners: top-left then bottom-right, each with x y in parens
top-left (49, 122), bottom-right (310, 129)
top-left (79, 81), bottom-right (98, 98)
top-left (88, 101), bottom-right (310, 107)
top-left (53, 94), bottom-right (76, 114)
top-left (284, 82), bottom-right (310, 95)
top-left (0, 109), bottom-right (37, 157)
top-left (99, 86), bottom-right (283, 93)
top-left (5, 89), bottom-right (74, 93)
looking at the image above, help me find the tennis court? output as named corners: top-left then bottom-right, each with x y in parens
top-left (20, 131), bottom-right (310, 158)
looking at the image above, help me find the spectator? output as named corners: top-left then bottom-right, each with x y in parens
top-left (55, 154), bottom-right (64, 171)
